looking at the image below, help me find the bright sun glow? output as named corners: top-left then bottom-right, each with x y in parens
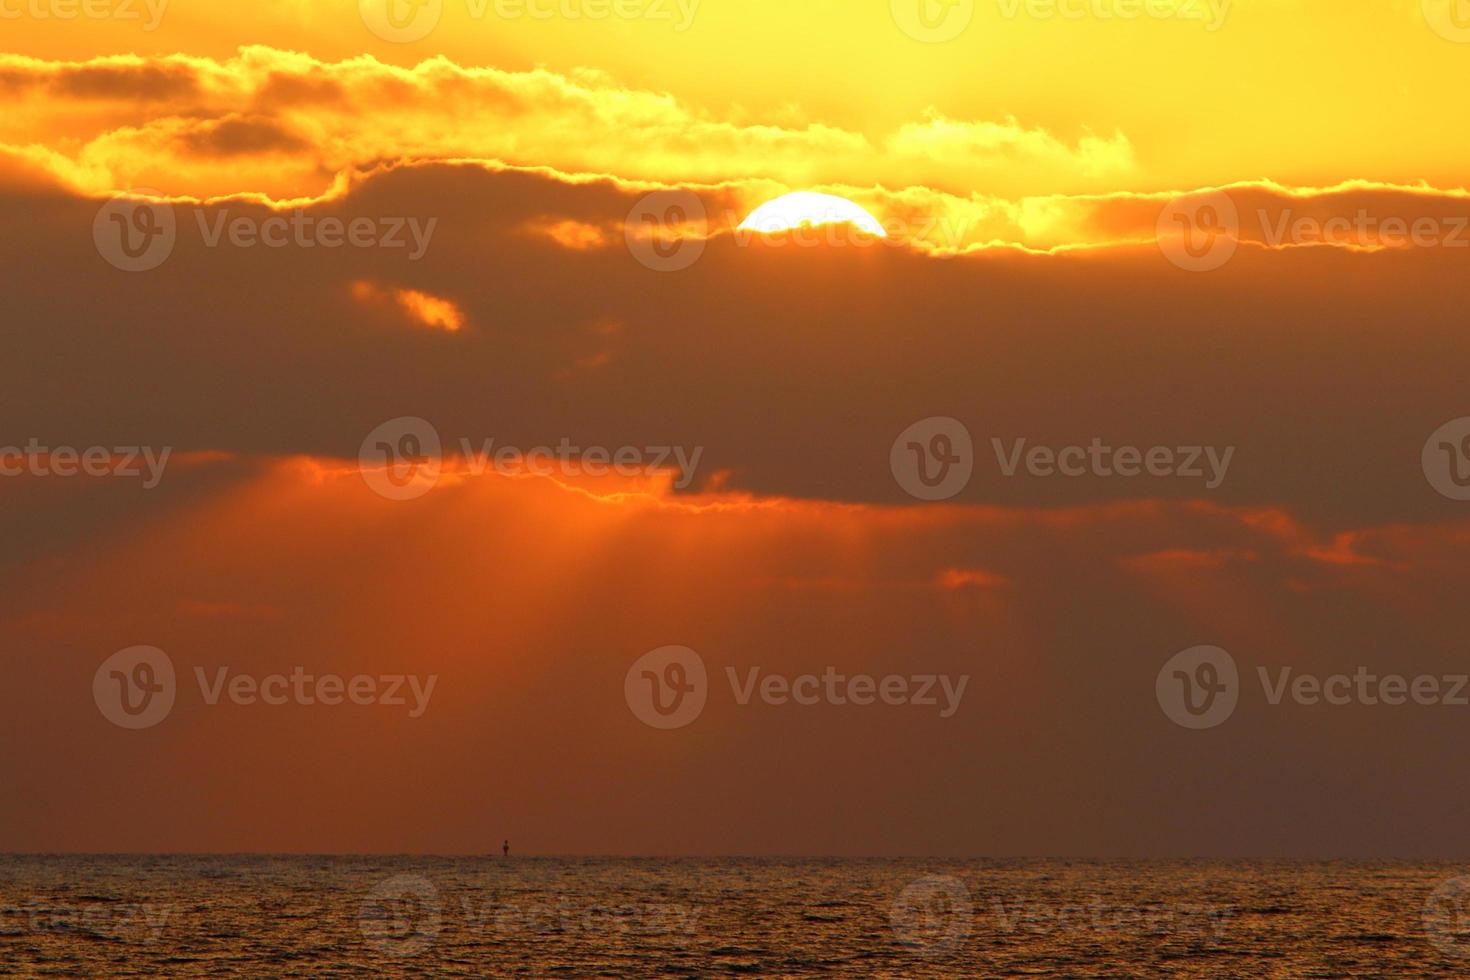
top-left (738, 192), bottom-right (887, 237)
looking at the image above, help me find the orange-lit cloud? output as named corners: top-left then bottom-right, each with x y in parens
top-left (0, 49), bottom-right (1137, 201)
top-left (4, 158), bottom-right (1468, 532)
top-left (352, 278), bottom-right (465, 331)
top-left (3, 455), bottom-right (1469, 853)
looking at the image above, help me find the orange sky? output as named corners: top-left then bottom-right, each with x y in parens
top-left (4, 0), bottom-right (1470, 856)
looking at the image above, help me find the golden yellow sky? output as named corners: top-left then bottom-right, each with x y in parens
top-left (6, 0), bottom-right (1469, 206)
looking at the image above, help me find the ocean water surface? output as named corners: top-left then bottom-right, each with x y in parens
top-left (2, 857), bottom-right (1469, 977)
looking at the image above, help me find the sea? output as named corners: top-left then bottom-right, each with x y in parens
top-left (2, 857), bottom-right (1468, 977)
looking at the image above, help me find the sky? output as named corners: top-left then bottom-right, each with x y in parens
top-left (2, 0), bottom-right (1470, 856)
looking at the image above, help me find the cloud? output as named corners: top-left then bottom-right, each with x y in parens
top-left (352, 279), bottom-right (466, 331)
top-left (4, 159), bottom-right (1467, 530)
top-left (0, 48), bottom-right (1139, 201)
top-left (3, 455), bottom-right (1469, 854)
top-left (174, 114), bottom-right (313, 158)
top-left (885, 109), bottom-right (1136, 190)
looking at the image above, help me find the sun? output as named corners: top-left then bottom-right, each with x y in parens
top-left (738, 192), bottom-right (887, 237)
